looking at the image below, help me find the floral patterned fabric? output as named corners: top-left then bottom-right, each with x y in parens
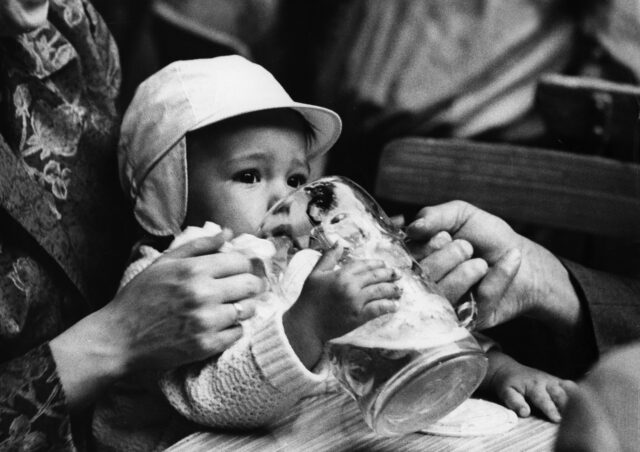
top-left (0, 1), bottom-right (132, 450)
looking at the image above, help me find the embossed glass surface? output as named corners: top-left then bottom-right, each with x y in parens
top-left (258, 176), bottom-right (487, 435)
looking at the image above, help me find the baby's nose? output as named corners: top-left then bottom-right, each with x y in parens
top-left (267, 182), bottom-right (293, 209)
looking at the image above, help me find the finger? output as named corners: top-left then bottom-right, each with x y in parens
top-left (406, 201), bottom-right (474, 240)
top-left (361, 299), bottom-right (399, 321)
top-left (198, 325), bottom-right (244, 356)
top-left (529, 385), bottom-right (562, 423)
top-left (475, 248), bottom-right (522, 329)
top-left (357, 267), bottom-right (400, 286)
top-left (314, 242), bottom-right (344, 272)
top-left (559, 380), bottom-right (579, 398)
top-left (389, 215), bottom-right (405, 229)
top-left (426, 231), bottom-right (453, 253)
top-left (406, 231), bottom-right (452, 261)
top-left (500, 387), bottom-right (531, 418)
top-left (193, 252), bottom-right (257, 278)
top-left (419, 239), bottom-right (473, 281)
top-left (230, 298), bottom-right (257, 322)
top-left (360, 282), bottom-right (402, 303)
top-left (206, 273), bottom-right (265, 303)
top-left (162, 230), bottom-right (232, 259)
top-left (547, 383), bottom-right (570, 411)
top-left (437, 258), bottom-right (488, 302)
top-left (198, 298), bottom-right (257, 331)
top-left (554, 380), bottom-right (579, 411)
top-left (341, 259), bottom-right (387, 276)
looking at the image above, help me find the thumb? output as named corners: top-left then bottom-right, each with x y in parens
top-left (475, 248), bottom-right (522, 329)
top-left (313, 242), bottom-right (344, 272)
top-left (163, 229), bottom-right (232, 259)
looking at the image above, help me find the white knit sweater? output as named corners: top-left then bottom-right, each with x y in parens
top-left (93, 243), bottom-right (338, 452)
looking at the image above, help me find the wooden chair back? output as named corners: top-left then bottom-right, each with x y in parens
top-left (374, 137), bottom-right (640, 239)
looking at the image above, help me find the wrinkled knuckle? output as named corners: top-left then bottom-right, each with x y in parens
top-left (343, 285), bottom-right (358, 299)
top-left (188, 313), bottom-right (208, 333)
top-left (429, 233), bottom-right (449, 250)
top-left (175, 262), bottom-right (199, 281)
top-left (194, 335), bottom-right (211, 353)
top-left (369, 304), bottom-right (383, 318)
top-left (184, 283), bottom-right (209, 304)
top-left (453, 200), bottom-right (472, 211)
top-left (453, 239), bottom-right (472, 259)
top-left (384, 269), bottom-right (396, 282)
top-left (221, 329), bottom-right (242, 347)
top-left (337, 278), bottom-right (352, 294)
top-left (250, 276), bottom-right (266, 294)
top-left (338, 270), bottom-right (352, 284)
top-left (476, 283), bottom-right (493, 302)
top-left (463, 260), bottom-right (485, 279)
top-left (436, 230), bottom-right (452, 241)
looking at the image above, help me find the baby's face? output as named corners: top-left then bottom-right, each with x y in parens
top-left (185, 110), bottom-right (311, 235)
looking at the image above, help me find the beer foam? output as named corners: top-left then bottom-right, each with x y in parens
top-left (330, 310), bottom-right (469, 350)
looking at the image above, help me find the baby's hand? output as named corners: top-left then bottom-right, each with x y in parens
top-left (297, 244), bottom-right (402, 342)
top-left (283, 244), bottom-right (402, 368)
top-left (483, 350), bottom-right (578, 423)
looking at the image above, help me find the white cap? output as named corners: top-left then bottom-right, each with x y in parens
top-left (119, 55), bottom-right (342, 236)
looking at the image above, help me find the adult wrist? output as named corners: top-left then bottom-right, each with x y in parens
top-left (523, 238), bottom-right (582, 330)
top-left (49, 309), bottom-right (127, 410)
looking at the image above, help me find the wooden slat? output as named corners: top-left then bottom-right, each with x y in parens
top-left (167, 391), bottom-right (557, 452)
top-left (375, 138), bottom-right (640, 239)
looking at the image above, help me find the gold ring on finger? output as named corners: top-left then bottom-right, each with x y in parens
top-left (232, 302), bottom-right (244, 325)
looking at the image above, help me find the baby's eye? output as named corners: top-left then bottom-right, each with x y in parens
top-left (234, 170), bottom-right (261, 184)
top-left (287, 174), bottom-right (307, 188)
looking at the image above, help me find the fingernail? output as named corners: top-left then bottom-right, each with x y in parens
top-left (428, 231), bottom-right (450, 249)
top-left (459, 240), bottom-right (473, 257)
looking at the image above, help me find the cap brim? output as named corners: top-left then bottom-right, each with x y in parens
top-left (188, 102), bottom-right (342, 160)
top-left (289, 103), bottom-right (342, 159)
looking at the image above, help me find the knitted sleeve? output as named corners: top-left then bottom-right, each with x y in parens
top-left (123, 241), bottom-right (329, 429)
top-left (159, 309), bottom-right (329, 429)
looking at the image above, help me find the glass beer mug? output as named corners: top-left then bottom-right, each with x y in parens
top-left (258, 176), bottom-right (487, 436)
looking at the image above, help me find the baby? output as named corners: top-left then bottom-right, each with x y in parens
top-left (94, 56), bottom-right (575, 451)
